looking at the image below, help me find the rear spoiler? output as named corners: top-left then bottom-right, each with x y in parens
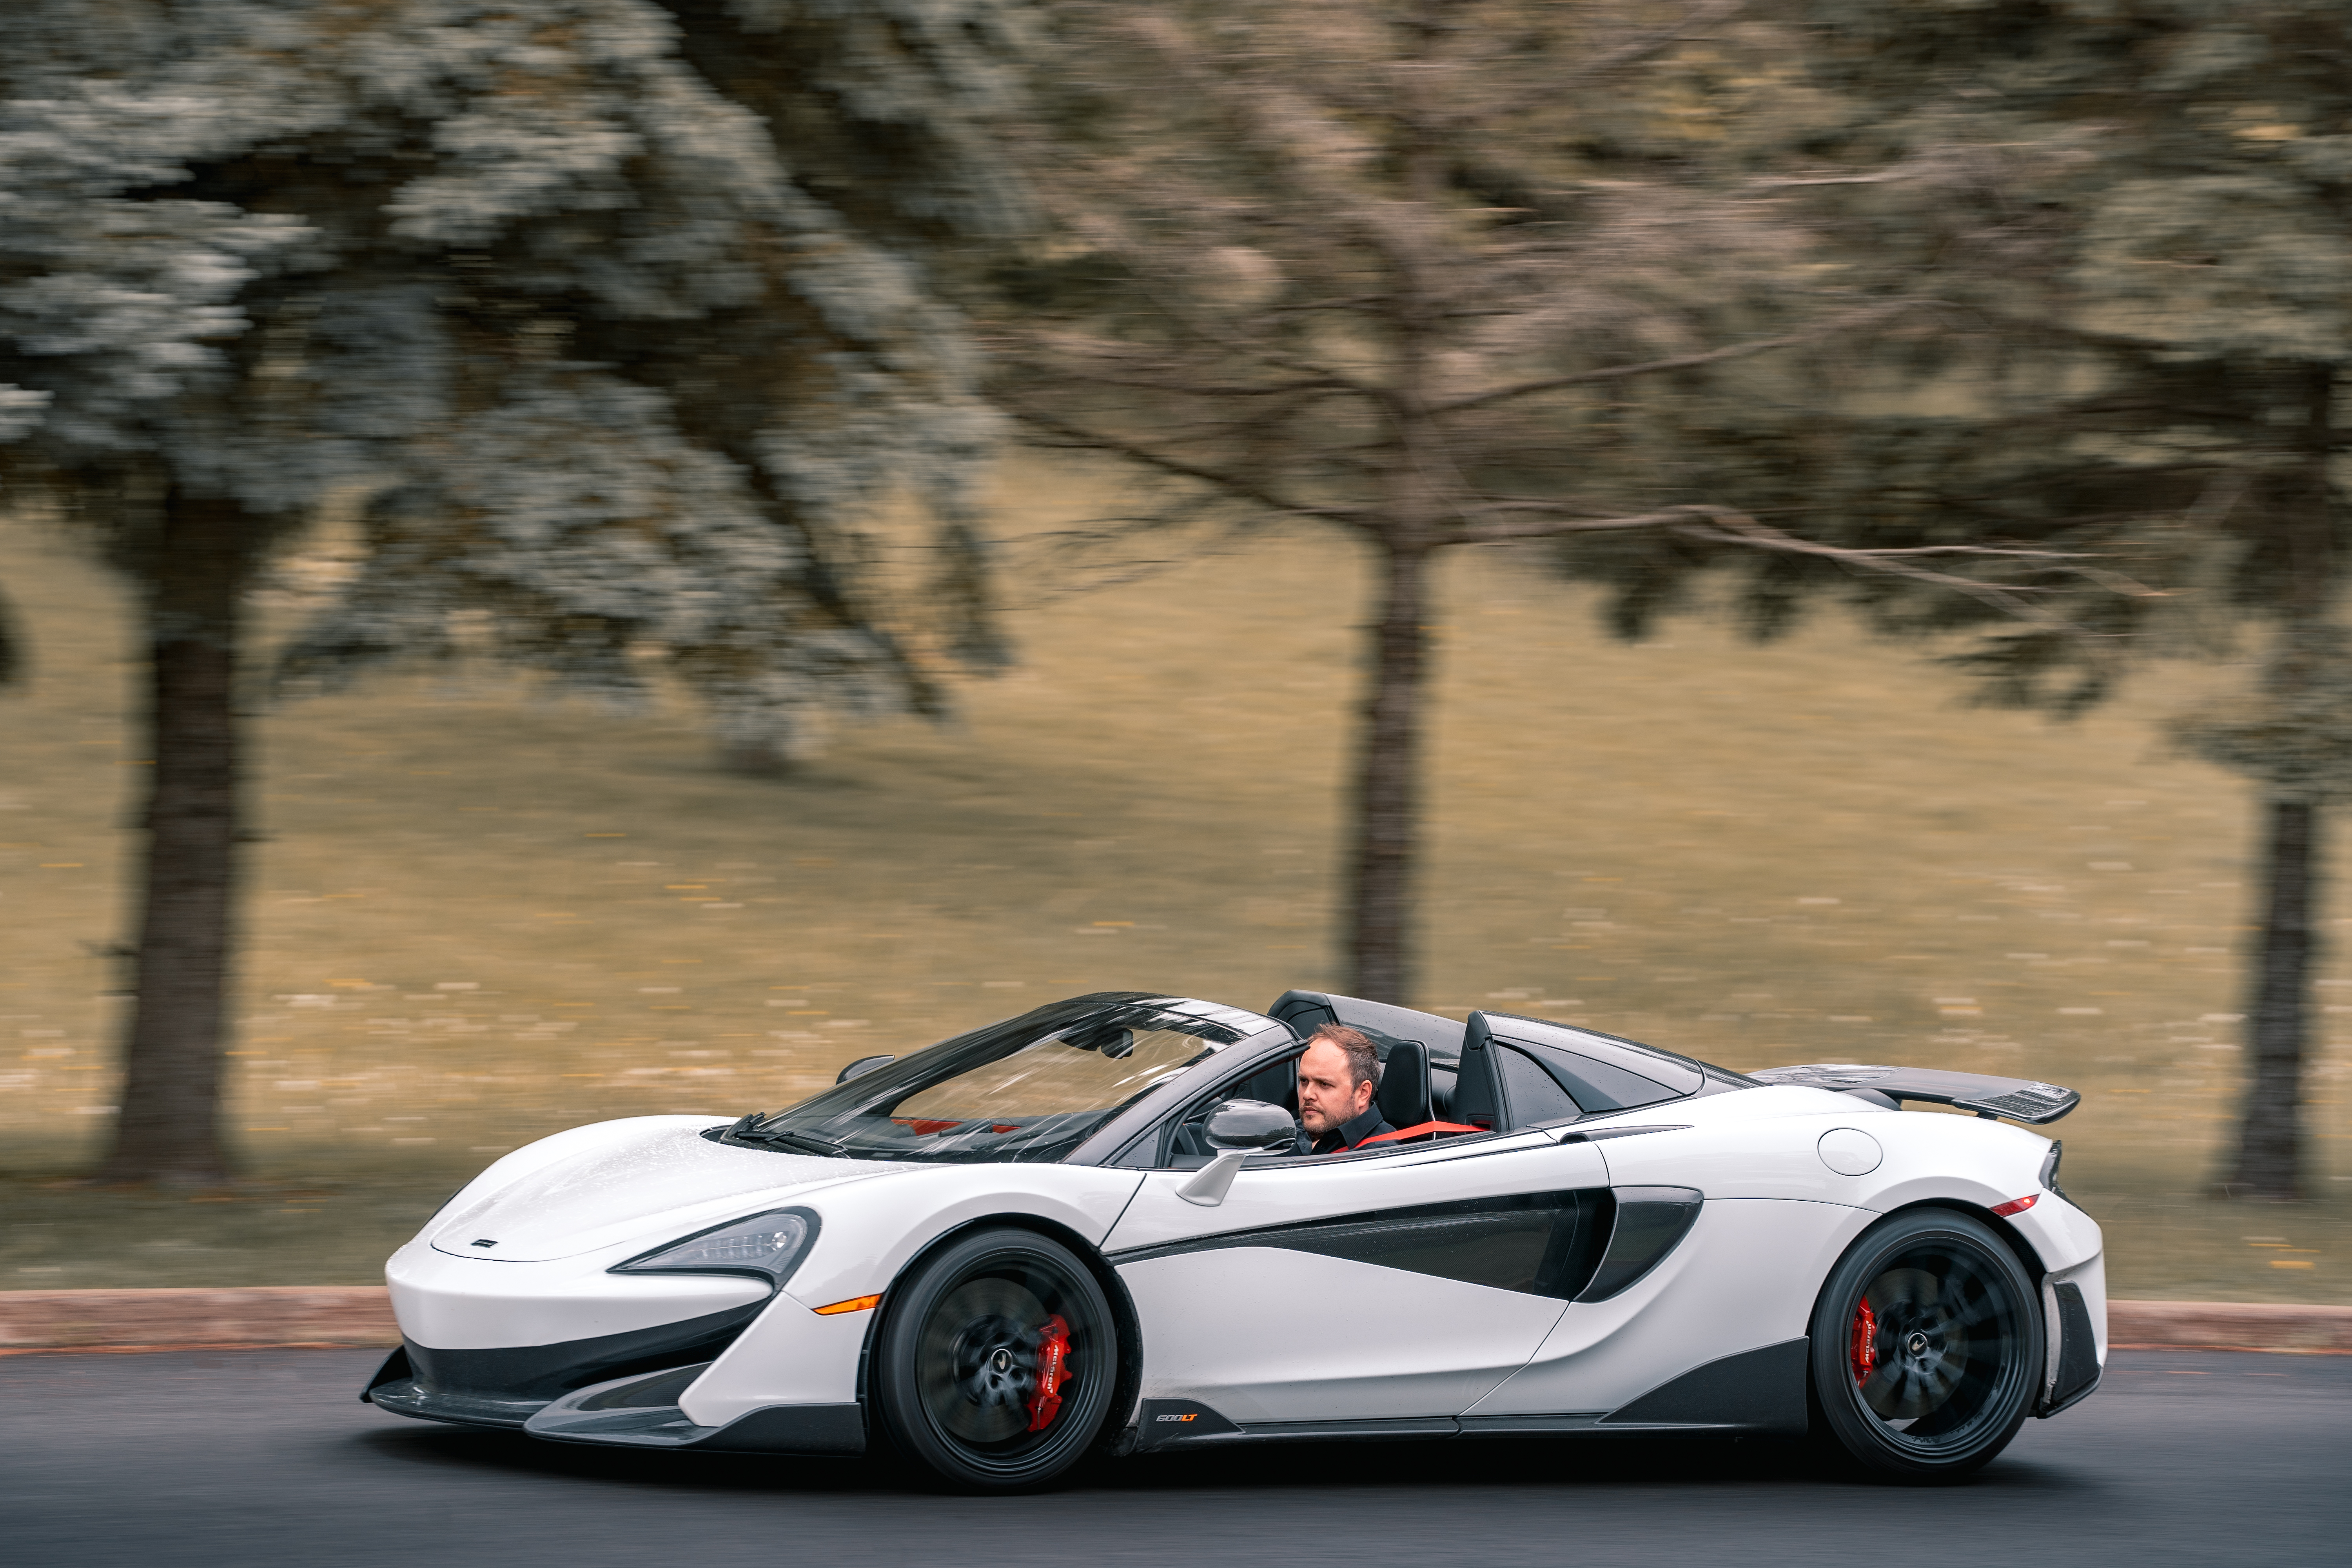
top-left (1746, 1063), bottom-right (2079, 1125)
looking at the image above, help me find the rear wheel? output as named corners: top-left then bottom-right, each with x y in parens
top-left (870, 1227), bottom-right (1119, 1492)
top-left (1809, 1208), bottom-right (2041, 1483)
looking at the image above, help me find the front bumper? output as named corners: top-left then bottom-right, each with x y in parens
top-left (369, 1235), bottom-right (869, 1453)
top-left (361, 1298), bottom-right (766, 1429)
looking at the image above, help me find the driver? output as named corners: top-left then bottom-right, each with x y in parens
top-left (1295, 1025), bottom-right (1394, 1154)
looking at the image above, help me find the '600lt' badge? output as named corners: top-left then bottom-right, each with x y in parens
top-left (1134, 1401), bottom-right (1238, 1449)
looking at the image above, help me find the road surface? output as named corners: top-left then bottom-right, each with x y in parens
top-left (4, 1348), bottom-right (2344, 1566)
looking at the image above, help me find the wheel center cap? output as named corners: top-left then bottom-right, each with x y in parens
top-left (1906, 1331), bottom-right (1931, 1357)
top-left (990, 1348), bottom-right (1013, 1375)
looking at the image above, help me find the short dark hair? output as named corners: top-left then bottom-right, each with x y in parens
top-left (1305, 1024), bottom-right (1379, 1093)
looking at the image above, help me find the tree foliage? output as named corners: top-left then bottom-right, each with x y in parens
top-left (992, 0), bottom-right (2083, 1003)
top-left (1803, 0), bottom-right (2352, 1201)
top-left (1553, 0), bottom-right (2352, 1198)
top-left (4, 0), bottom-right (1027, 754)
top-left (0, 0), bottom-right (1032, 1181)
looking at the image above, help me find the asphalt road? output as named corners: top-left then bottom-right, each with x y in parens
top-left (4, 1348), bottom-right (2345, 1567)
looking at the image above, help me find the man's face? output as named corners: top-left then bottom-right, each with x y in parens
top-left (1297, 1040), bottom-right (1372, 1136)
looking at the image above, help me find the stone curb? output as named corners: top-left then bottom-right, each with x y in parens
top-left (2107, 1299), bottom-right (2352, 1354)
top-left (1, 1287), bottom-right (2348, 1354)
top-left (0, 1287), bottom-right (397, 1352)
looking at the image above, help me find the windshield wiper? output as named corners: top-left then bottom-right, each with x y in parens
top-left (720, 1115), bottom-right (846, 1158)
top-left (765, 1129), bottom-right (848, 1158)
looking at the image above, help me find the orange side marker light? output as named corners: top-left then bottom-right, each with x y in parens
top-left (813, 1293), bottom-right (882, 1316)
top-left (1990, 1194), bottom-right (2038, 1216)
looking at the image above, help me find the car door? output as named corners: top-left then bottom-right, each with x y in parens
top-left (1443, 1013), bottom-right (1860, 1429)
top-left (1103, 1126), bottom-right (1613, 1427)
top-left (1457, 1118), bottom-right (1873, 1428)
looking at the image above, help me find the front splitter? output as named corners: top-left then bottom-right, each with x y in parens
top-left (369, 1375), bottom-right (547, 1430)
top-left (365, 1352), bottom-right (864, 1456)
top-left (523, 1363), bottom-right (865, 1455)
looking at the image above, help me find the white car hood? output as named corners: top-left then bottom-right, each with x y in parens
top-left (428, 1121), bottom-right (913, 1262)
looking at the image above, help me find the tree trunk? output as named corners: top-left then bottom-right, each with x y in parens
top-left (2218, 363), bottom-right (2337, 1201)
top-left (2223, 797), bottom-right (2316, 1201)
top-left (0, 585), bottom-right (23, 688)
top-left (96, 493), bottom-right (252, 1186)
top-left (1346, 539), bottom-right (1431, 1003)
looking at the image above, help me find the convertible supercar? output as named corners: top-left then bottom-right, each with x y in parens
top-left (365, 990), bottom-right (2103, 1488)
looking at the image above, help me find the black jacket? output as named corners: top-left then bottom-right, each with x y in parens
top-left (1307, 1103), bottom-right (1395, 1156)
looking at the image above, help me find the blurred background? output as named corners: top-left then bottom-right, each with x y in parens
top-left (2, 0), bottom-right (2346, 1306)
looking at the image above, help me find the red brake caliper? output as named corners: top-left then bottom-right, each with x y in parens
top-left (1025, 1314), bottom-right (1071, 1432)
top-left (1850, 1297), bottom-right (1878, 1388)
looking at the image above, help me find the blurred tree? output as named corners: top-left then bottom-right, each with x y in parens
top-left (0, 0), bottom-right (1026, 1184)
top-left (1560, 0), bottom-right (2352, 1199)
top-left (1813, 0), bottom-right (2352, 1204)
top-left (990, 0), bottom-right (2063, 1003)
top-left (0, 585), bottom-right (20, 687)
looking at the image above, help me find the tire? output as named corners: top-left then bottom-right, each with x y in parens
top-left (869, 1227), bottom-right (1120, 1492)
top-left (1808, 1207), bottom-right (2042, 1483)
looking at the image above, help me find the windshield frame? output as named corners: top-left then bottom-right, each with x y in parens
top-left (730, 993), bottom-right (1278, 1166)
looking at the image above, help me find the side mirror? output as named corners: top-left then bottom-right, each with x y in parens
top-left (836, 1054), bottom-right (895, 1085)
top-left (1202, 1098), bottom-right (1298, 1152)
top-left (1180, 1100), bottom-right (1298, 1208)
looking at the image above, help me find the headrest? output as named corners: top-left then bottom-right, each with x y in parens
top-left (1450, 1013), bottom-right (1503, 1129)
top-left (1375, 1040), bottom-right (1432, 1129)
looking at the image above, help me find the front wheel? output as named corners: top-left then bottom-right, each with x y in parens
top-left (1809, 1207), bottom-right (2042, 1483)
top-left (869, 1227), bottom-right (1120, 1492)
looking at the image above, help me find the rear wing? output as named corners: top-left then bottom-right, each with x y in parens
top-left (1746, 1063), bottom-right (2079, 1125)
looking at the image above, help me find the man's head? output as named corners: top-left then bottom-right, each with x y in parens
top-left (1297, 1025), bottom-right (1379, 1136)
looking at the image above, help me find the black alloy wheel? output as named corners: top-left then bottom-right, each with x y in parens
top-left (1808, 1207), bottom-right (2042, 1483)
top-left (870, 1227), bottom-right (1120, 1492)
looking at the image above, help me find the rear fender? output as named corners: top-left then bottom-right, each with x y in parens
top-left (1813, 1199), bottom-right (2105, 1423)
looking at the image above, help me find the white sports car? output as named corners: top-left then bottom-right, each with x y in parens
top-left (365, 990), bottom-right (2104, 1488)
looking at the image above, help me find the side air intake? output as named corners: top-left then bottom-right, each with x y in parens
top-left (1575, 1187), bottom-right (1703, 1302)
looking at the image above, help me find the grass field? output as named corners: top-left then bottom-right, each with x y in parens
top-left (3, 461), bottom-right (2347, 1300)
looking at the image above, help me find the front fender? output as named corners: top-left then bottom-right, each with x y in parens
top-left (676, 1163), bottom-right (1144, 1428)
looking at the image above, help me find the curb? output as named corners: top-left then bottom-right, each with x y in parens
top-left (0, 1287), bottom-right (396, 1354)
top-left (2108, 1299), bottom-right (2352, 1354)
top-left (2, 1287), bottom-right (2348, 1354)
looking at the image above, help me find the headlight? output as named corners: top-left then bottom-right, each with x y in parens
top-left (610, 1208), bottom-right (820, 1287)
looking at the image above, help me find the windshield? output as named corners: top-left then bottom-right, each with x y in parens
top-left (738, 995), bottom-right (1235, 1163)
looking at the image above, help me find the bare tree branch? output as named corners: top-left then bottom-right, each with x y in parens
top-left (1564, 0), bottom-right (1753, 87)
top-left (1450, 505), bottom-right (1750, 543)
top-left (995, 358), bottom-right (1359, 400)
top-left (1000, 403), bottom-right (1363, 525)
top-left (1430, 311), bottom-right (1897, 417)
top-left (1451, 498), bottom-right (2111, 561)
top-left (1674, 512), bottom-right (2112, 630)
top-left (1446, 503), bottom-right (2148, 639)
top-left (1449, 0), bottom-right (1754, 125)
